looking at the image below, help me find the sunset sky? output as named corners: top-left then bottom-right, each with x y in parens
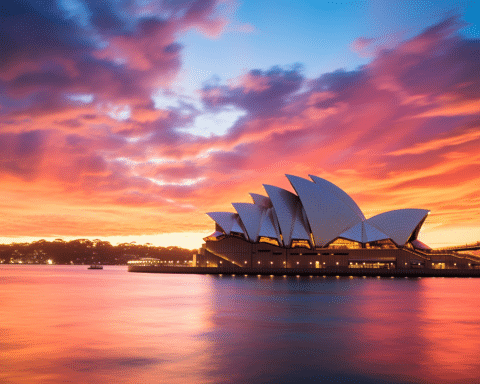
top-left (1, 0), bottom-right (479, 249)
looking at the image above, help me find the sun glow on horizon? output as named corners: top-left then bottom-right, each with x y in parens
top-left (0, 2), bottom-right (478, 248)
top-left (0, 232), bottom-right (212, 250)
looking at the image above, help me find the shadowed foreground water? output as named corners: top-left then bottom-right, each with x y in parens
top-left (1, 265), bottom-right (480, 384)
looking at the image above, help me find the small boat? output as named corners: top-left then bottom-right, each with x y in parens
top-left (88, 264), bottom-right (103, 270)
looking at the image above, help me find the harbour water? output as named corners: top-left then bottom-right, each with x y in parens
top-left (1, 265), bottom-right (480, 384)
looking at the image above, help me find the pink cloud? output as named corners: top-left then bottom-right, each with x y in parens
top-left (1, 11), bottom-right (479, 247)
top-left (351, 37), bottom-right (376, 57)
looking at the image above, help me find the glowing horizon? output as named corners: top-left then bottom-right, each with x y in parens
top-left (1, 1), bottom-right (479, 250)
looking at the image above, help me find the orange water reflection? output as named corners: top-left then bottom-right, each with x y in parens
top-left (2, 267), bottom-right (480, 383)
top-left (0, 265), bottom-right (217, 384)
top-left (418, 278), bottom-right (480, 383)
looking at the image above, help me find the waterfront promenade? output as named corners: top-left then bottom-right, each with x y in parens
top-left (128, 264), bottom-right (480, 278)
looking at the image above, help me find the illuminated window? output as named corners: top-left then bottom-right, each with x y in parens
top-left (291, 240), bottom-right (311, 249)
top-left (259, 237), bottom-right (280, 246)
top-left (327, 238), bottom-right (362, 249)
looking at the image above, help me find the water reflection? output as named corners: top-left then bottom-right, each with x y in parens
top-left (0, 265), bottom-right (216, 384)
top-left (419, 278), bottom-right (480, 383)
top-left (1, 267), bottom-right (480, 383)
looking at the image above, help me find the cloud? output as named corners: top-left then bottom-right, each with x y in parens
top-left (0, 130), bottom-right (48, 180)
top-left (351, 37), bottom-right (376, 57)
top-left (201, 64), bottom-right (305, 116)
top-left (389, 128), bottom-right (480, 155)
top-left (1, 11), bottom-right (479, 247)
top-left (0, 0), bottom-right (232, 105)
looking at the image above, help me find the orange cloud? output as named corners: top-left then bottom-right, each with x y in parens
top-left (1, 12), bottom-right (479, 248)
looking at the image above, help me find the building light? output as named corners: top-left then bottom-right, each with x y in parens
top-left (336, 262), bottom-right (339, 265)
top-left (270, 261), bottom-right (273, 264)
top-left (244, 261), bottom-right (247, 264)
top-left (258, 261), bottom-right (261, 264)
top-left (454, 263), bottom-right (456, 266)
top-left (297, 261), bottom-right (299, 265)
top-left (310, 262), bottom-right (312, 265)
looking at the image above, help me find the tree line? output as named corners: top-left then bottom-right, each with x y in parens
top-left (0, 239), bottom-right (196, 265)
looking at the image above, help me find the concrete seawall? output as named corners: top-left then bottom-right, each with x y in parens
top-left (128, 265), bottom-right (480, 278)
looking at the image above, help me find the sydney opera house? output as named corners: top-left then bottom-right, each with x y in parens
top-left (194, 174), bottom-right (477, 272)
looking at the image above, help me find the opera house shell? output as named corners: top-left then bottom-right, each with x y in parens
top-left (198, 174), bottom-right (446, 271)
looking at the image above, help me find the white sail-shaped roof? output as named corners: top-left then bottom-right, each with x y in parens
top-left (248, 194), bottom-right (280, 242)
top-left (206, 175), bottom-right (429, 249)
top-left (258, 208), bottom-right (281, 241)
top-left (363, 222), bottom-right (390, 242)
top-left (338, 221), bottom-right (389, 243)
top-left (366, 209), bottom-right (429, 246)
top-left (291, 211), bottom-right (311, 242)
top-left (309, 175), bottom-right (365, 221)
top-left (250, 193), bottom-right (272, 208)
top-left (339, 221), bottom-right (363, 242)
top-left (263, 184), bottom-right (310, 247)
top-left (231, 215), bottom-right (245, 234)
top-left (232, 203), bottom-right (264, 242)
top-left (287, 174), bottom-right (362, 247)
top-left (206, 212), bottom-right (237, 235)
